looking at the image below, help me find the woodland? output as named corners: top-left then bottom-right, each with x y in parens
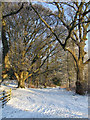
top-left (0, 1), bottom-right (90, 95)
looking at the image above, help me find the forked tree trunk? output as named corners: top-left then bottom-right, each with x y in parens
top-left (76, 66), bottom-right (85, 95)
top-left (18, 79), bottom-right (25, 88)
top-left (17, 72), bottom-right (25, 88)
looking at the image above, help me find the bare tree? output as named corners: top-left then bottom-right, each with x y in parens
top-left (3, 4), bottom-right (64, 88)
top-left (30, 1), bottom-right (90, 95)
top-left (2, 3), bottom-right (24, 68)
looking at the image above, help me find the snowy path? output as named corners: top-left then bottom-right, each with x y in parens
top-left (2, 86), bottom-right (88, 118)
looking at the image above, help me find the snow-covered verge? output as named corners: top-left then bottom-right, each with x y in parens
top-left (0, 84), bottom-right (88, 118)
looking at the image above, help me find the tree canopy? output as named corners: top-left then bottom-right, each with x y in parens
top-left (1, 1), bottom-right (89, 95)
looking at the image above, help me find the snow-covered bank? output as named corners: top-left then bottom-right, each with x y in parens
top-left (1, 84), bottom-right (88, 118)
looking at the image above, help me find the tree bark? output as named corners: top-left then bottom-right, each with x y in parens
top-left (18, 79), bottom-right (25, 88)
top-left (28, 76), bottom-right (33, 88)
top-left (2, 3), bottom-right (24, 69)
top-left (2, 26), bottom-right (9, 68)
top-left (75, 65), bottom-right (85, 95)
top-left (17, 72), bottom-right (25, 88)
top-left (36, 77), bottom-right (39, 88)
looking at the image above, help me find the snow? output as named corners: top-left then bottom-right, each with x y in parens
top-left (0, 84), bottom-right (88, 118)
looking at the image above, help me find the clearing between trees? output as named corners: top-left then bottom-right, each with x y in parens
top-left (0, 83), bottom-right (88, 118)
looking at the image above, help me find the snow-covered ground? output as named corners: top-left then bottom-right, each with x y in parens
top-left (0, 84), bottom-right (88, 118)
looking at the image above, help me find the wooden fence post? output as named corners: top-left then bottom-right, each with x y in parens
top-left (2, 90), bottom-right (5, 108)
top-left (10, 88), bottom-right (12, 99)
top-left (0, 88), bottom-right (12, 108)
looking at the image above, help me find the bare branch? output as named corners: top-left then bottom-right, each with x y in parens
top-left (54, 2), bottom-right (69, 30)
top-left (87, 29), bottom-right (90, 33)
top-left (30, 2), bottom-right (64, 48)
top-left (70, 2), bottom-right (84, 27)
top-left (62, 2), bottom-right (77, 11)
top-left (82, 9), bottom-right (90, 17)
top-left (83, 58), bottom-right (90, 65)
top-left (23, 45), bottom-right (57, 81)
top-left (74, 20), bottom-right (90, 28)
top-left (65, 47), bottom-right (78, 64)
top-left (71, 36), bottom-right (80, 46)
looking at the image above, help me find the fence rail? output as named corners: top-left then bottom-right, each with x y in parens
top-left (0, 88), bottom-right (12, 108)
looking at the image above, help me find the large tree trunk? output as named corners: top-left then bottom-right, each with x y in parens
top-left (36, 76), bottom-right (39, 88)
top-left (18, 79), bottom-right (25, 88)
top-left (28, 76), bottom-right (33, 88)
top-left (2, 26), bottom-right (9, 68)
top-left (75, 66), bottom-right (85, 95)
top-left (17, 72), bottom-right (25, 88)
